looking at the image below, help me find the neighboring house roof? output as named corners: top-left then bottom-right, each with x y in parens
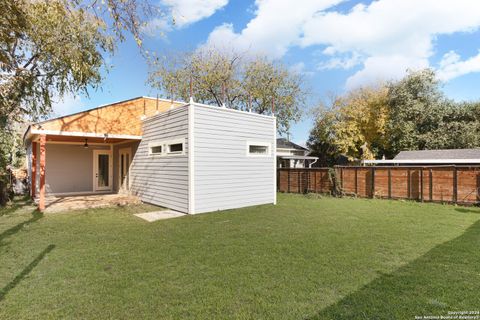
top-left (363, 148), bottom-right (480, 165)
top-left (276, 138), bottom-right (308, 151)
top-left (394, 149), bottom-right (480, 160)
top-left (24, 96), bottom-right (185, 142)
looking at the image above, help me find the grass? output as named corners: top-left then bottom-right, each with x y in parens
top-left (0, 193), bottom-right (479, 319)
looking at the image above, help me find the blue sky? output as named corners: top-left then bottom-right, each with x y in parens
top-left (54, 0), bottom-right (480, 145)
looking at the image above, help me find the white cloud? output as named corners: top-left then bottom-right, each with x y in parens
top-left (205, 0), bottom-right (343, 58)
top-left (51, 94), bottom-right (83, 117)
top-left (437, 50), bottom-right (480, 81)
top-left (163, 0), bottom-right (228, 27)
top-left (317, 52), bottom-right (362, 71)
top-left (289, 62), bottom-right (314, 77)
top-left (143, 0), bottom-right (227, 36)
top-left (345, 55), bottom-right (428, 89)
top-left (142, 18), bottom-right (172, 37)
top-left (205, 0), bottom-right (480, 88)
top-left (300, 0), bottom-right (480, 87)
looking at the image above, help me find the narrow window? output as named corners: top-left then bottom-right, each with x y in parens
top-left (168, 143), bottom-right (183, 154)
top-left (247, 142), bottom-right (270, 156)
top-left (249, 145), bottom-right (268, 154)
top-left (150, 145), bottom-right (162, 155)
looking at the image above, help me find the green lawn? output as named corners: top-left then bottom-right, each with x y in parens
top-left (0, 194), bottom-right (479, 319)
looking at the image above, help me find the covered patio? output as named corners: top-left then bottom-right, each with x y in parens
top-left (26, 132), bottom-right (141, 211)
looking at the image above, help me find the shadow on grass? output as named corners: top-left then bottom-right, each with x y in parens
top-left (0, 244), bottom-right (55, 301)
top-left (455, 207), bottom-right (480, 214)
top-left (0, 196), bottom-right (34, 217)
top-left (307, 220), bottom-right (480, 320)
top-left (0, 211), bottom-right (43, 247)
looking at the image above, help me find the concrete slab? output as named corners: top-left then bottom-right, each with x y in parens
top-left (134, 210), bottom-right (185, 222)
top-left (41, 194), bottom-right (141, 213)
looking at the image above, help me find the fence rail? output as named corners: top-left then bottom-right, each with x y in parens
top-left (277, 166), bottom-right (480, 205)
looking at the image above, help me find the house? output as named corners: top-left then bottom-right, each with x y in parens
top-left (24, 97), bottom-right (276, 214)
top-left (276, 138), bottom-right (318, 168)
top-left (362, 148), bottom-right (480, 165)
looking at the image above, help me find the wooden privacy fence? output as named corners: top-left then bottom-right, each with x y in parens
top-left (277, 166), bottom-right (480, 205)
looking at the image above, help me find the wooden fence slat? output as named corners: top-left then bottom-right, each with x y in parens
top-left (407, 168), bottom-right (411, 199)
top-left (453, 166), bottom-right (457, 203)
top-left (371, 167), bottom-right (375, 198)
top-left (429, 169), bottom-right (433, 201)
top-left (420, 168), bottom-right (424, 202)
top-left (388, 168), bottom-right (392, 199)
top-left (355, 167), bottom-right (358, 196)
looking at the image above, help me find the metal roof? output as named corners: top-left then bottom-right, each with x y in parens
top-left (394, 149), bottom-right (480, 160)
top-left (276, 138), bottom-right (308, 151)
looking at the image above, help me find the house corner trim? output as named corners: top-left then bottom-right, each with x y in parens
top-left (188, 104), bottom-right (195, 214)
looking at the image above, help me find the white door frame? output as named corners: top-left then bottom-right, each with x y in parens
top-left (118, 147), bottom-right (132, 191)
top-left (93, 150), bottom-right (113, 192)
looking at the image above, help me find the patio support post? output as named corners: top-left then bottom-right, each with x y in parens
top-left (31, 142), bottom-right (37, 198)
top-left (38, 134), bottom-right (46, 212)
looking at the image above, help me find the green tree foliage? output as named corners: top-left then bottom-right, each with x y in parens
top-left (308, 69), bottom-right (480, 164)
top-left (307, 108), bottom-right (338, 166)
top-left (308, 86), bottom-right (389, 162)
top-left (148, 48), bottom-right (307, 134)
top-left (387, 69), bottom-right (480, 155)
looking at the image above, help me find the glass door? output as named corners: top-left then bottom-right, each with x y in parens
top-left (118, 147), bottom-right (131, 191)
top-left (93, 150), bottom-right (112, 191)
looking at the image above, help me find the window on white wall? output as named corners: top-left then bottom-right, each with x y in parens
top-left (149, 143), bottom-right (163, 155)
top-left (168, 143), bottom-right (183, 154)
top-left (247, 142), bottom-right (271, 156)
top-left (149, 139), bottom-right (185, 156)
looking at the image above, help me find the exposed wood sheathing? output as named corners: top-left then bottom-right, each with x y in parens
top-left (33, 97), bottom-right (184, 136)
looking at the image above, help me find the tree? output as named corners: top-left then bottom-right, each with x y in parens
top-left (308, 85), bottom-right (389, 162)
top-left (148, 48), bottom-right (307, 134)
top-left (386, 69), bottom-right (447, 155)
top-left (307, 106), bottom-right (338, 166)
top-left (1, 0), bottom-right (158, 123)
top-left (308, 68), bottom-right (480, 164)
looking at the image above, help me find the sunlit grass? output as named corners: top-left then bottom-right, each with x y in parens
top-left (0, 194), bottom-right (479, 319)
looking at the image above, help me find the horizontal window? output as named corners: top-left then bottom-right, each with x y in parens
top-left (249, 145), bottom-right (268, 154)
top-left (150, 145), bottom-right (162, 154)
top-left (148, 139), bottom-right (185, 156)
top-left (168, 143), bottom-right (183, 154)
top-left (246, 141), bottom-right (271, 157)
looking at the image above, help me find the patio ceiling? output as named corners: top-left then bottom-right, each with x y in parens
top-left (41, 134), bottom-right (135, 144)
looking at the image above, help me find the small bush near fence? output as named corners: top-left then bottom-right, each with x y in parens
top-left (278, 166), bottom-right (480, 205)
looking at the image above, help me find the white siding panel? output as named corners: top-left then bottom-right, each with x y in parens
top-left (193, 104), bottom-right (275, 214)
top-left (130, 106), bottom-right (189, 212)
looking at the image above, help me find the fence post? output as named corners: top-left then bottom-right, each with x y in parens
top-left (453, 166), bottom-right (458, 204)
top-left (314, 170), bottom-right (317, 193)
top-left (288, 169), bottom-right (291, 193)
top-left (407, 168), bottom-right (411, 199)
top-left (305, 170), bottom-right (309, 194)
top-left (355, 167), bottom-right (358, 195)
top-left (420, 168), bottom-right (424, 202)
top-left (298, 170), bottom-right (301, 193)
top-left (340, 167), bottom-right (344, 193)
top-left (388, 168), bottom-right (392, 199)
top-left (371, 167), bottom-right (375, 198)
top-left (429, 169), bottom-right (433, 201)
